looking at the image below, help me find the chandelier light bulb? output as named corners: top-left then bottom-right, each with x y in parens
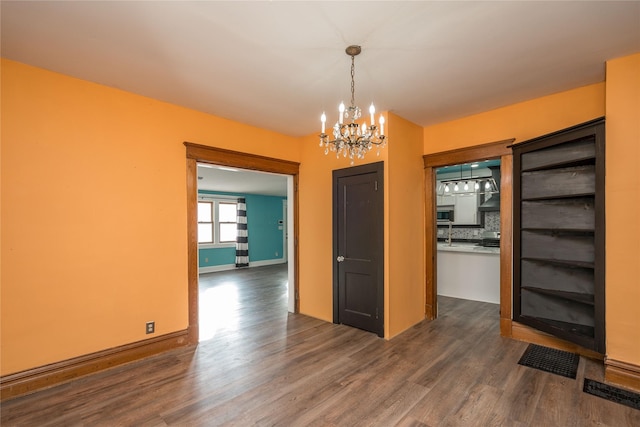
top-left (474, 181), bottom-right (480, 190)
top-left (369, 103), bottom-right (375, 125)
top-left (338, 102), bottom-right (345, 124)
top-left (320, 112), bottom-right (326, 133)
top-left (379, 115), bottom-right (385, 134)
top-left (454, 182), bottom-right (459, 192)
top-left (464, 181), bottom-right (469, 191)
top-left (485, 181), bottom-right (491, 190)
top-left (444, 183), bottom-right (450, 193)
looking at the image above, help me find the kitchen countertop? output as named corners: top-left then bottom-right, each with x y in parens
top-left (437, 241), bottom-right (500, 255)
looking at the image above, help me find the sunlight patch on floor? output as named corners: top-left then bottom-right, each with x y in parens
top-left (199, 282), bottom-right (239, 341)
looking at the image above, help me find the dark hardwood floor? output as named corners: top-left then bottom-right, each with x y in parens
top-left (2, 264), bottom-right (638, 426)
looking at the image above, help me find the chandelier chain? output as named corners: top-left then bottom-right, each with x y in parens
top-left (350, 55), bottom-right (356, 108)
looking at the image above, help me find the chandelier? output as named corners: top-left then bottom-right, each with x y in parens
top-left (319, 45), bottom-right (387, 164)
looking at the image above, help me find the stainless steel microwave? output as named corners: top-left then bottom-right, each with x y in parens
top-left (436, 207), bottom-right (455, 223)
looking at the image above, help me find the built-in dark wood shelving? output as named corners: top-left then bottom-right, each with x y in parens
top-left (521, 257), bottom-right (595, 270)
top-left (521, 286), bottom-right (595, 306)
top-left (513, 117), bottom-right (605, 354)
top-left (521, 228), bottom-right (595, 234)
top-left (520, 157), bottom-right (596, 173)
top-left (520, 193), bottom-right (596, 202)
top-left (522, 316), bottom-right (595, 340)
top-left (520, 135), bottom-right (596, 171)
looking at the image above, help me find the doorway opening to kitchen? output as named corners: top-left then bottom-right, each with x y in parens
top-left (423, 139), bottom-right (513, 337)
top-left (435, 160), bottom-right (501, 309)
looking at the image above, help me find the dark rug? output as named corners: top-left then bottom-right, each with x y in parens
top-left (517, 344), bottom-right (579, 379)
top-left (583, 378), bottom-right (640, 410)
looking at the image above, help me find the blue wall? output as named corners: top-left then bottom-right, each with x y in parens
top-left (198, 191), bottom-right (286, 268)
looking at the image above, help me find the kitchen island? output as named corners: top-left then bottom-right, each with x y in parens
top-left (437, 242), bottom-right (500, 304)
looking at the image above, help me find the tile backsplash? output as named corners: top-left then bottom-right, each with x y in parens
top-left (484, 211), bottom-right (500, 231)
top-left (438, 211), bottom-right (500, 240)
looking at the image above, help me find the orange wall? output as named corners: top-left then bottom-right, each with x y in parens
top-left (298, 112), bottom-right (426, 339)
top-left (605, 53), bottom-right (640, 366)
top-left (424, 83), bottom-right (605, 152)
top-left (296, 133), bottom-right (343, 322)
top-left (0, 59), bottom-right (300, 375)
top-left (386, 113), bottom-right (425, 338)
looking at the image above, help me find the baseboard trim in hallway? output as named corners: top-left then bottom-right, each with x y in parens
top-left (0, 329), bottom-right (189, 401)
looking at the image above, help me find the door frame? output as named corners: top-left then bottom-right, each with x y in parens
top-left (332, 161), bottom-right (385, 337)
top-left (282, 199), bottom-right (288, 262)
top-left (423, 139), bottom-right (514, 337)
top-left (185, 142), bottom-right (300, 345)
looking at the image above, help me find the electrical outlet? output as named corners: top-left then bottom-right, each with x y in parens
top-left (146, 321), bottom-right (155, 334)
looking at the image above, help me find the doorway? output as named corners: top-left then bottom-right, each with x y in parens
top-left (423, 139), bottom-right (513, 338)
top-left (332, 162), bottom-right (384, 337)
top-left (435, 161), bottom-right (501, 306)
top-left (196, 164), bottom-right (290, 341)
top-left (185, 142), bottom-right (300, 345)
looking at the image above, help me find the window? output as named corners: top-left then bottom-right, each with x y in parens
top-left (197, 201), bottom-right (214, 243)
top-left (218, 202), bottom-right (237, 243)
top-left (197, 199), bottom-right (238, 245)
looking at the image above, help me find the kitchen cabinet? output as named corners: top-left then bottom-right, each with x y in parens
top-left (454, 193), bottom-right (478, 225)
top-left (437, 243), bottom-right (500, 304)
top-left (437, 191), bottom-right (479, 225)
top-left (436, 194), bottom-right (450, 206)
top-left (513, 118), bottom-right (605, 353)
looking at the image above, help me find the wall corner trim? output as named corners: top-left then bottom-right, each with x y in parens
top-left (0, 329), bottom-right (190, 402)
top-left (605, 358), bottom-right (640, 393)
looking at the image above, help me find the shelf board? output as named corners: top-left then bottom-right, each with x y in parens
top-left (519, 315), bottom-right (596, 341)
top-left (520, 192), bottom-right (595, 202)
top-left (521, 156), bottom-right (596, 173)
top-left (522, 286), bottom-right (594, 306)
top-left (520, 257), bottom-right (595, 269)
top-left (521, 227), bottom-right (595, 234)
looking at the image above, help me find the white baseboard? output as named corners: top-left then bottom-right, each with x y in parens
top-left (199, 258), bottom-right (285, 274)
top-left (199, 264), bottom-right (236, 273)
top-left (250, 258), bottom-right (286, 268)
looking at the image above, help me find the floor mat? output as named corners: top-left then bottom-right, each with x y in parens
top-left (517, 343), bottom-right (579, 379)
top-left (583, 378), bottom-right (640, 410)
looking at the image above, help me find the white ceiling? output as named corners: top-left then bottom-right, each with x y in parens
top-left (197, 164), bottom-right (288, 197)
top-left (2, 1), bottom-right (639, 194)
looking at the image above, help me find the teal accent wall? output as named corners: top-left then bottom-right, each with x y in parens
top-left (198, 190), bottom-right (286, 268)
top-left (199, 246), bottom-right (236, 267)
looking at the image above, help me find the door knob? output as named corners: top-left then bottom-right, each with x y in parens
top-left (337, 255), bottom-right (345, 262)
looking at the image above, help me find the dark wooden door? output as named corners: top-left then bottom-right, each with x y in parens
top-left (513, 118), bottom-right (605, 353)
top-left (333, 162), bottom-right (384, 337)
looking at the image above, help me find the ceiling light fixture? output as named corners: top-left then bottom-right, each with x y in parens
top-left (320, 45), bottom-right (386, 164)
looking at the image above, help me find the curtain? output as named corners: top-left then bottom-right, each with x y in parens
top-left (235, 197), bottom-right (249, 268)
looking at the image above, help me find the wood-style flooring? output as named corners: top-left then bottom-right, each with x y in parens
top-left (2, 264), bottom-right (638, 426)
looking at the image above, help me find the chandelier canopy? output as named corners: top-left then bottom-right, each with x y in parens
top-left (320, 45), bottom-right (387, 164)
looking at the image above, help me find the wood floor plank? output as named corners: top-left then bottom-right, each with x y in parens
top-left (2, 264), bottom-right (638, 426)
